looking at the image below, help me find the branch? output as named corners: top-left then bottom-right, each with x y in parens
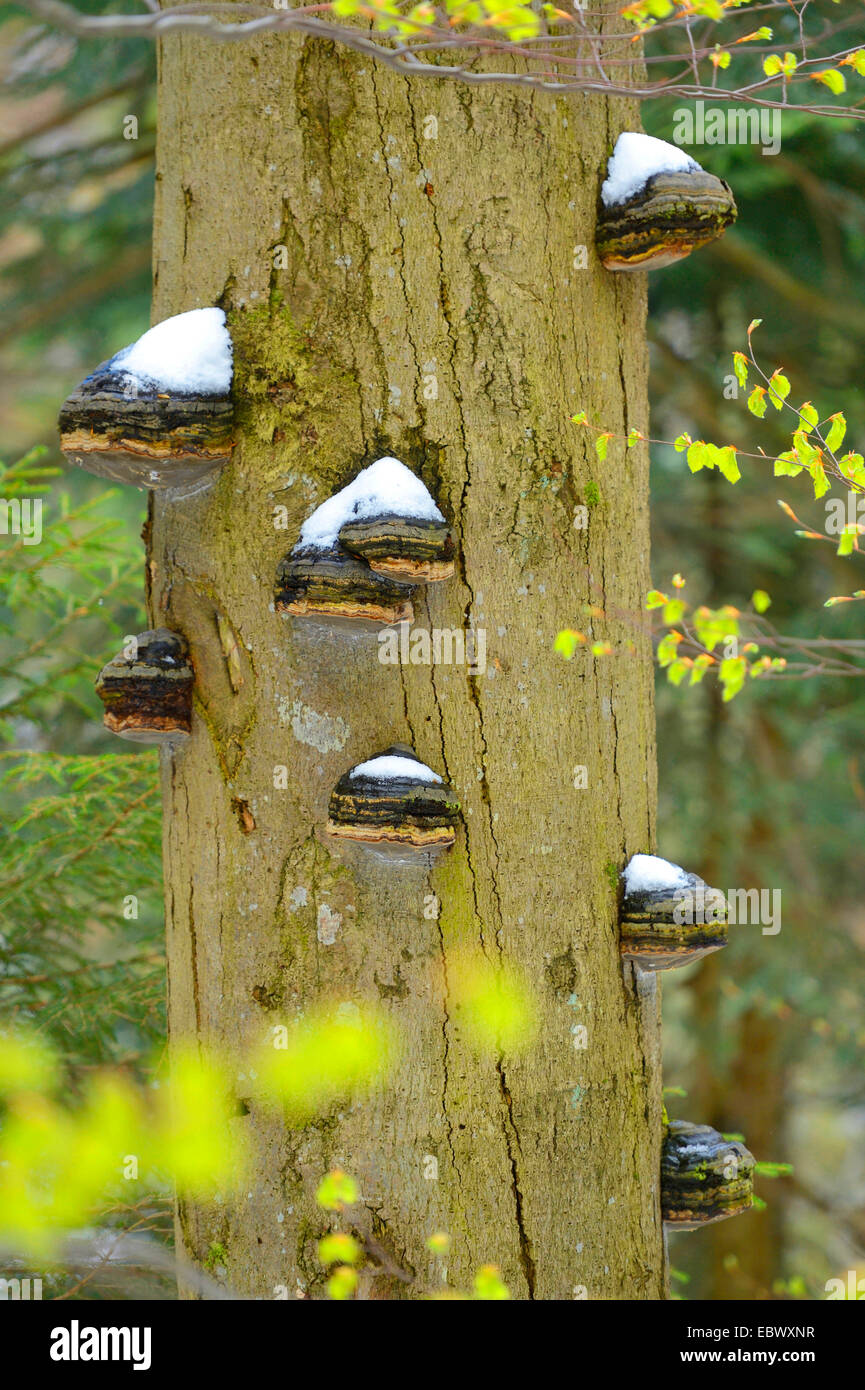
top-left (21, 0), bottom-right (865, 117)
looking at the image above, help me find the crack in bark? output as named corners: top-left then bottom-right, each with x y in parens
top-left (184, 778), bottom-right (202, 1034)
top-left (497, 1061), bottom-right (536, 1299)
top-left (435, 913), bottom-right (466, 1228)
top-left (422, 592), bottom-right (449, 782)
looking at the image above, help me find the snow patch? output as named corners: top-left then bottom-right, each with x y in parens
top-left (622, 853), bottom-right (689, 894)
top-left (299, 456), bottom-right (444, 552)
top-left (349, 754), bottom-right (442, 784)
top-left (109, 307), bottom-right (233, 395)
top-left (601, 133), bottom-right (700, 208)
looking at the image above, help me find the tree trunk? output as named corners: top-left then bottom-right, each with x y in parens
top-left (150, 13), bottom-right (664, 1299)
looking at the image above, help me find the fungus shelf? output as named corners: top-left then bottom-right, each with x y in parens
top-left (326, 744), bottom-right (460, 850)
top-left (95, 629), bottom-right (194, 745)
top-left (59, 308), bottom-right (234, 490)
top-left (597, 133), bottom-right (736, 272)
top-left (619, 853), bottom-right (727, 971)
top-left (662, 1120), bottom-right (755, 1229)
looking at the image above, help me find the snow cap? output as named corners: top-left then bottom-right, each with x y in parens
top-left (299, 457), bottom-right (445, 552)
top-left (622, 853), bottom-right (690, 895)
top-left (349, 754), bottom-right (442, 784)
top-left (109, 307), bottom-right (233, 395)
top-left (601, 133), bottom-right (701, 208)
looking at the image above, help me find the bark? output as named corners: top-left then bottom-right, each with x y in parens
top-left (150, 12), bottom-right (664, 1299)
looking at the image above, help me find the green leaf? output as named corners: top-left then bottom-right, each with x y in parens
top-left (689, 654), bottom-right (714, 685)
top-left (686, 441), bottom-right (709, 472)
top-left (595, 433), bottom-right (611, 461)
top-left (715, 445), bottom-right (741, 484)
top-left (812, 68), bottom-right (846, 95)
top-left (839, 452), bottom-right (865, 487)
top-left (751, 589), bottom-right (771, 613)
top-left (316, 1170), bottom-right (358, 1212)
top-left (645, 590), bottom-right (668, 610)
top-left (792, 430), bottom-right (818, 467)
top-left (754, 1161), bottom-right (794, 1179)
top-left (732, 352), bottom-right (749, 388)
top-left (554, 628), bottom-right (585, 659)
top-left (747, 385), bottom-right (767, 418)
top-left (318, 1233), bottom-right (362, 1267)
top-left (673, 432), bottom-right (692, 453)
top-left (719, 656), bottom-right (747, 702)
top-left (825, 413), bottom-right (847, 453)
top-left (837, 525), bottom-right (858, 557)
top-left (662, 598), bottom-right (686, 625)
top-left (326, 1266), bottom-right (358, 1300)
top-left (798, 401), bottom-right (819, 430)
top-left (667, 658), bottom-right (691, 686)
top-left (473, 1264), bottom-right (511, 1300)
top-left (767, 370), bottom-right (790, 410)
top-left (657, 632), bottom-right (683, 668)
top-left (812, 460), bottom-right (830, 499)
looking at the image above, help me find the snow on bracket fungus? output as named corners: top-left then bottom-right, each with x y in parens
top-left (326, 744), bottom-right (460, 852)
top-left (596, 133), bottom-right (736, 272)
top-left (662, 1121), bottom-right (755, 1229)
top-left (58, 308), bottom-right (234, 490)
top-left (619, 853), bottom-right (727, 972)
top-left (95, 629), bottom-right (194, 745)
top-left (274, 457), bottom-right (452, 627)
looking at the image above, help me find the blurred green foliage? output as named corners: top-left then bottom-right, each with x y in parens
top-left (643, 94), bottom-right (865, 1299)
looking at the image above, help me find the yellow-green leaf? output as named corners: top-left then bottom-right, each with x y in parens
top-left (825, 413), bottom-right (847, 453)
top-left (318, 1232), bottom-right (362, 1267)
top-left (646, 589), bottom-right (668, 610)
top-left (767, 370), bottom-right (790, 410)
top-left (812, 68), bottom-right (846, 95)
top-left (732, 352), bottom-right (749, 388)
top-left (554, 628), bottom-right (585, 659)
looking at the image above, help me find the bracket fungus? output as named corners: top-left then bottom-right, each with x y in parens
top-left (662, 1120), bottom-right (755, 1229)
top-left (275, 546), bottom-right (415, 627)
top-left (597, 132), bottom-right (736, 272)
top-left (58, 308), bottom-right (234, 490)
top-left (619, 853), bottom-right (727, 971)
top-left (326, 744), bottom-right (460, 850)
top-left (95, 629), bottom-right (193, 744)
top-left (275, 457), bottom-right (453, 626)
